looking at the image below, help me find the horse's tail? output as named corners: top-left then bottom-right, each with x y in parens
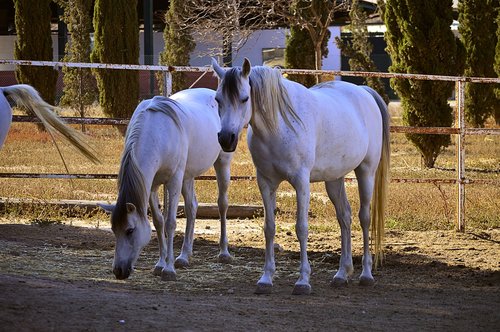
top-left (2, 84), bottom-right (99, 163)
top-left (362, 86), bottom-right (390, 268)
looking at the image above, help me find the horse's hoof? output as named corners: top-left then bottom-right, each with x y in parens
top-left (359, 276), bottom-right (375, 286)
top-left (331, 277), bottom-right (348, 288)
top-left (292, 284), bottom-right (312, 295)
top-left (153, 266), bottom-right (163, 276)
top-left (254, 283), bottom-right (273, 295)
top-left (217, 253), bottom-right (233, 264)
top-left (174, 258), bottom-right (189, 269)
top-left (161, 270), bottom-right (177, 281)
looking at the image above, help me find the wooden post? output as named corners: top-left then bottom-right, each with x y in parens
top-left (456, 80), bottom-right (466, 232)
top-left (163, 71), bottom-right (172, 97)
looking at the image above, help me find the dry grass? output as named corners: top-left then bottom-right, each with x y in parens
top-left (0, 103), bottom-right (498, 231)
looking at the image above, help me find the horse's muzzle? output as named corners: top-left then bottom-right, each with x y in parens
top-left (113, 264), bottom-right (132, 280)
top-left (217, 131), bottom-right (237, 152)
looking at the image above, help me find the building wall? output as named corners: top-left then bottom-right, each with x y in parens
top-left (1, 28), bottom-right (342, 70)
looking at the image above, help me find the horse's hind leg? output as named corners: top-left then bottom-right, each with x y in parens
top-left (214, 152), bottom-right (232, 263)
top-left (175, 178), bottom-right (197, 268)
top-left (150, 189), bottom-right (167, 276)
top-left (355, 166), bottom-right (376, 286)
top-left (325, 178), bottom-right (354, 287)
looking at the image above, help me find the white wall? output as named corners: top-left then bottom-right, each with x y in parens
top-left (0, 34), bottom-right (60, 71)
top-left (189, 27), bottom-right (342, 70)
top-left (231, 29), bottom-right (288, 66)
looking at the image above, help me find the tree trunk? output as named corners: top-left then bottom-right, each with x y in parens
top-left (314, 43), bottom-right (322, 83)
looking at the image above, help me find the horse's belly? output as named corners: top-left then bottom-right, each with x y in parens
top-left (310, 141), bottom-right (367, 182)
top-left (310, 164), bottom-right (356, 182)
top-left (184, 127), bottom-right (220, 177)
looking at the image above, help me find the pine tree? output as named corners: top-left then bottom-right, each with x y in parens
top-left (335, 0), bottom-right (389, 103)
top-left (459, 0), bottom-right (498, 127)
top-left (90, 0), bottom-right (139, 120)
top-left (56, 0), bottom-right (97, 127)
top-left (383, 0), bottom-right (465, 168)
top-left (158, 0), bottom-right (195, 94)
top-left (14, 0), bottom-right (58, 104)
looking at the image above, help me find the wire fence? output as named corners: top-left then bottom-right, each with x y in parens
top-left (1, 59), bottom-right (499, 231)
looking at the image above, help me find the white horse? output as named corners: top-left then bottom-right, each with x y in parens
top-left (212, 58), bottom-right (390, 295)
top-left (99, 88), bottom-right (234, 281)
top-left (0, 84), bottom-right (99, 163)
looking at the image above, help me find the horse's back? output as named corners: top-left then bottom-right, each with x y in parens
top-left (274, 80), bottom-right (383, 181)
top-left (310, 81), bottom-right (383, 179)
top-left (170, 88), bottom-right (223, 178)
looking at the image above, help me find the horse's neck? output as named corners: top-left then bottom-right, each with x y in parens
top-left (250, 79), bottom-right (307, 137)
top-left (117, 143), bottom-right (152, 217)
top-left (0, 92), bottom-right (13, 149)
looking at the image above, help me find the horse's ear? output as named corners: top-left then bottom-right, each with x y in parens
top-left (126, 203), bottom-right (137, 214)
top-left (242, 58), bottom-right (251, 78)
top-left (98, 202), bottom-right (115, 214)
top-left (211, 57), bottom-right (225, 79)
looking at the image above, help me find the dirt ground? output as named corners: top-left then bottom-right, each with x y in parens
top-left (0, 217), bottom-right (499, 332)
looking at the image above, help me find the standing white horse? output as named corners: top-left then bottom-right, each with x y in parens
top-left (0, 84), bottom-right (99, 163)
top-left (99, 88), bottom-right (233, 281)
top-left (212, 58), bottom-right (389, 295)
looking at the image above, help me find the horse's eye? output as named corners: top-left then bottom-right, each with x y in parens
top-left (241, 96), bottom-right (249, 103)
top-left (126, 228), bottom-right (135, 236)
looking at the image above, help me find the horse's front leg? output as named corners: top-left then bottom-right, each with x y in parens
top-left (214, 152), bottom-right (232, 263)
top-left (150, 189), bottom-right (167, 276)
top-left (290, 171), bottom-right (312, 295)
top-left (161, 175), bottom-right (183, 281)
top-left (255, 172), bottom-right (279, 294)
top-left (174, 178), bottom-right (197, 268)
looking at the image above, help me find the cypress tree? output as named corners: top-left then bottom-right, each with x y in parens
top-left (335, 0), bottom-right (389, 103)
top-left (458, 0), bottom-right (498, 127)
top-left (56, 0), bottom-right (97, 124)
top-left (14, 0), bottom-right (58, 104)
top-left (158, 0), bottom-right (195, 94)
top-left (383, 0), bottom-right (465, 168)
top-left (285, 26), bottom-right (322, 88)
top-left (90, 0), bottom-right (139, 119)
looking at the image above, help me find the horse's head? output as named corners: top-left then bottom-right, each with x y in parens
top-left (99, 202), bottom-right (151, 280)
top-left (212, 57), bottom-right (252, 152)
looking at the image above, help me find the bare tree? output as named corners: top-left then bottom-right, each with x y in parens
top-left (179, 0), bottom-right (278, 64)
top-left (259, 0), bottom-right (346, 71)
top-left (178, 0), bottom-right (346, 72)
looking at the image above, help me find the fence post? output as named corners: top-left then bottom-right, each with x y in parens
top-left (163, 71), bottom-right (172, 97)
top-left (456, 80), bottom-right (466, 232)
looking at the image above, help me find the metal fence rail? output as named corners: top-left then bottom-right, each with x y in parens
top-left (1, 59), bottom-right (499, 231)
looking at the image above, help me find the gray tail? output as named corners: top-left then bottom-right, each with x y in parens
top-left (361, 85), bottom-right (390, 268)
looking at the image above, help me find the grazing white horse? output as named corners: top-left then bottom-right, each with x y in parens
top-left (0, 84), bottom-right (99, 163)
top-left (212, 58), bottom-right (390, 295)
top-left (99, 88), bottom-right (234, 281)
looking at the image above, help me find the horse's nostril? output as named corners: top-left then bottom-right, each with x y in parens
top-left (230, 133), bottom-right (236, 143)
top-left (217, 132), bottom-right (222, 139)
